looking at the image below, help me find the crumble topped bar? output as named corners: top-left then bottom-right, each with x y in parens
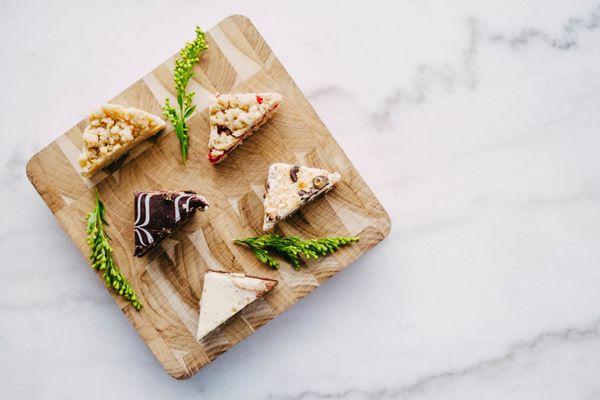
top-left (78, 104), bottom-right (166, 177)
top-left (208, 92), bottom-right (282, 163)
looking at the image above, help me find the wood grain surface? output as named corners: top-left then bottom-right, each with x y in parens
top-left (25, 15), bottom-right (391, 380)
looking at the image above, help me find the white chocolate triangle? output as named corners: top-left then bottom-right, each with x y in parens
top-left (196, 270), bottom-right (277, 340)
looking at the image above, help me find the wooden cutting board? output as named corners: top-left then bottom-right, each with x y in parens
top-left (26, 15), bottom-right (391, 380)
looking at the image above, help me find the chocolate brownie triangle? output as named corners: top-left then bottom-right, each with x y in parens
top-left (134, 191), bottom-right (209, 257)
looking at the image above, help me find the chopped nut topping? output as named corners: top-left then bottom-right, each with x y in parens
top-left (217, 125), bottom-right (232, 135)
top-left (290, 165), bottom-right (300, 182)
top-left (313, 175), bottom-right (328, 189)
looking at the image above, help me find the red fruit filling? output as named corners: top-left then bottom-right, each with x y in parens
top-left (208, 151), bottom-right (225, 164)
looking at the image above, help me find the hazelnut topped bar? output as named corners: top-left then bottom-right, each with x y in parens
top-left (263, 163), bottom-right (341, 231)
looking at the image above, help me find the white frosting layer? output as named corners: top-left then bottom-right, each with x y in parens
top-left (196, 271), bottom-right (276, 340)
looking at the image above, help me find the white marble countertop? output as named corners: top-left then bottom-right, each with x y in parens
top-left (2, 0), bottom-right (600, 398)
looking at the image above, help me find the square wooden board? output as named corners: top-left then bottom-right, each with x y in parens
top-left (26, 15), bottom-right (391, 379)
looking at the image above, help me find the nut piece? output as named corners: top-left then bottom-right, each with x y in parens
top-left (266, 212), bottom-right (277, 221)
top-left (290, 165), bottom-right (300, 182)
top-left (312, 175), bottom-right (329, 189)
top-left (217, 125), bottom-right (232, 135)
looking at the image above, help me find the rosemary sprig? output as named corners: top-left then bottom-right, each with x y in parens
top-left (235, 234), bottom-right (359, 270)
top-left (86, 191), bottom-right (142, 310)
top-left (163, 26), bottom-right (208, 163)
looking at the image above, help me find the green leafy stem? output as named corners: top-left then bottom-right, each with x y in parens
top-left (86, 191), bottom-right (142, 310)
top-left (235, 234), bottom-right (359, 270)
top-left (163, 26), bottom-right (208, 163)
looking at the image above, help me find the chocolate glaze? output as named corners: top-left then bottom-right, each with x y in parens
top-left (134, 191), bottom-right (209, 257)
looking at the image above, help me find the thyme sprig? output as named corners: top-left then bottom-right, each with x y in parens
top-left (235, 234), bottom-right (359, 270)
top-left (163, 26), bottom-right (208, 163)
top-left (86, 191), bottom-right (142, 310)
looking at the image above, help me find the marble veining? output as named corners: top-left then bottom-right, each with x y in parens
top-left (2, 0), bottom-right (600, 399)
top-left (270, 316), bottom-right (600, 399)
top-left (376, 7), bottom-right (600, 127)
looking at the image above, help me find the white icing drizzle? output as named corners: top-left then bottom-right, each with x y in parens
top-left (174, 194), bottom-right (184, 222)
top-left (134, 227), bottom-right (144, 244)
top-left (136, 226), bottom-right (154, 246)
top-left (134, 192), bottom-right (143, 224)
top-left (183, 195), bottom-right (193, 213)
top-left (174, 193), bottom-right (198, 222)
top-left (139, 193), bottom-right (153, 229)
top-left (134, 193), bottom-right (155, 246)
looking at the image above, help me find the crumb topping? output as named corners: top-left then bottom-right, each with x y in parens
top-left (78, 104), bottom-right (165, 174)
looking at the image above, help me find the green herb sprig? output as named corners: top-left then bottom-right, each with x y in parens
top-left (235, 234), bottom-right (359, 270)
top-left (86, 191), bottom-right (142, 310)
top-left (163, 26), bottom-right (208, 163)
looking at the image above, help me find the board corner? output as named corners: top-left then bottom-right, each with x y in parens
top-left (379, 211), bottom-right (392, 240)
top-left (25, 150), bottom-right (44, 190)
top-left (167, 366), bottom-right (194, 381)
top-left (222, 14), bottom-right (253, 27)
